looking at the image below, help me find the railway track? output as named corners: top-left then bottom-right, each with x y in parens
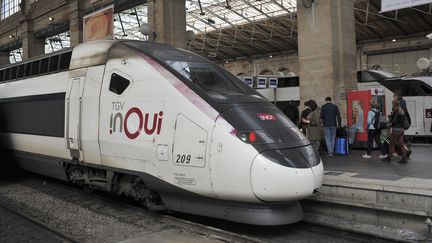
top-left (0, 169), bottom-right (397, 243)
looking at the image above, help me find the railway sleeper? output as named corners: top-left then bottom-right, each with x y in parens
top-left (65, 163), bottom-right (165, 211)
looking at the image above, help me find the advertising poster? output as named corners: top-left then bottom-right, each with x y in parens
top-left (352, 100), bottom-right (364, 133)
top-left (257, 77), bottom-right (267, 89)
top-left (243, 77), bottom-right (253, 88)
top-left (83, 5), bottom-right (114, 42)
top-left (268, 78), bottom-right (278, 88)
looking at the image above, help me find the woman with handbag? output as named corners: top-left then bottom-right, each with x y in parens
top-left (382, 100), bottom-right (408, 163)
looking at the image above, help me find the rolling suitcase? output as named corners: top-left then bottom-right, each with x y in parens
top-left (383, 136), bottom-right (412, 158)
top-left (335, 127), bottom-right (349, 155)
top-left (335, 137), bottom-right (349, 155)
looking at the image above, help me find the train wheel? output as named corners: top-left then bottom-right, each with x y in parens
top-left (142, 192), bottom-right (165, 211)
top-left (129, 178), bottom-right (165, 211)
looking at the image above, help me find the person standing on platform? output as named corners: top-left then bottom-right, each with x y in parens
top-left (382, 100), bottom-right (408, 163)
top-left (320, 97), bottom-right (341, 157)
top-left (362, 100), bottom-right (387, 159)
top-left (300, 101), bottom-right (312, 136)
top-left (393, 90), bottom-right (412, 158)
top-left (393, 90), bottom-right (411, 126)
top-left (306, 100), bottom-right (322, 152)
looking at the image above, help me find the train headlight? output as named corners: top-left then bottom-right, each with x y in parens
top-left (237, 130), bottom-right (274, 144)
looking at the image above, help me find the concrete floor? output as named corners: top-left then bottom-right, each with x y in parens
top-left (322, 144), bottom-right (432, 180)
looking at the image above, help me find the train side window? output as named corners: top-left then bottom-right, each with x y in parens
top-left (17, 65), bottom-right (25, 78)
top-left (419, 84), bottom-right (432, 95)
top-left (382, 80), bottom-right (422, 96)
top-left (11, 66), bottom-right (17, 80)
top-left (109, 73), bottom-right (130, 95)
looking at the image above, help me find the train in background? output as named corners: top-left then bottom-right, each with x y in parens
top-left (241, 70), bottom-right (432, 139)
top-left (0, 40), bottom-right (323, 225)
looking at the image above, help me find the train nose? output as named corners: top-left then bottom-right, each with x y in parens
top-left (250, 146), bottom-right (322, 202)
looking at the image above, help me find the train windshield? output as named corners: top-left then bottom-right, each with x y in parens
top-left (167, 61), bottom-right (244, 96)
top-left (125, 41), bottom-right (263, 103)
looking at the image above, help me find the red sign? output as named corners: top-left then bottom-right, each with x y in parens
top-left (257, 113), bottom-right (276, 121)
top-left (426, 109), bottom-right (432, 118)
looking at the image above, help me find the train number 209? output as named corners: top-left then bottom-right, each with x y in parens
top-left (176, 154), bottom-right (191, 164)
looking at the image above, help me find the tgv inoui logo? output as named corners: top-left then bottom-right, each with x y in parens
top-left (110, 101), bottom-right (164, 139)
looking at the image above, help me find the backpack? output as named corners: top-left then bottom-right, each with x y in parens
top-left (371, 110), bottom-right (381, 130)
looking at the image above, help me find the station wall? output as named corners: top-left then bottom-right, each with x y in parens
top-left (222, 36), bottom-right (432, 78)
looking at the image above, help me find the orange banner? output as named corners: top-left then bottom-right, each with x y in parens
top-left (83, 5), bottom-right (114, 42)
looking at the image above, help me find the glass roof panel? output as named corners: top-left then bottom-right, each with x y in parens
top-left (186, 0), bottom-right (297, 32)
top-left (114, 5), bottom-right (148, 40)
top-left (45, 31), bottom-right (71, 54)
top-left (111, 0), bottom-right (296, 38)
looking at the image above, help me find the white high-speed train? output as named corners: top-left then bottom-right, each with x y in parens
top-left (0, 40), bottom-right (323, 225)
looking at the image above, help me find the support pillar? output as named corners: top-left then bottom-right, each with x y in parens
top-left (69, 0), bottom-right (84, 47)
top-left (21, 22), bottom-right (44, 60)
top-left (0, 52), bottom-right (9, 66)
top-left (297, 0), bottom-right (357, 122)
top-left (148, 0), bottom-right (186, 49)
top-left (357, 47), bottom-right (367, 70)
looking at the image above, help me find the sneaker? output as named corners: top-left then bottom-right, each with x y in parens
top-left (362, 154), bottom-right (371, 159)
top-left (379, 154), bottom-right (388, 159)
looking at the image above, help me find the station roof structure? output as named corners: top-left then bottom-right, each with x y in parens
top-left (113, 0), bottom-right (432, 61)
top-left (8, 0), bottom-right (432, 63)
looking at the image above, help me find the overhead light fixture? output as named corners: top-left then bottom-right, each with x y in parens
top-left (269, 55), bottom-right (273, 58)
top-left (426, 33), bottom-right (432, 39)
top-left (225, 61), bottom-right (229, 64)
top-left (8, 35), bottom-right (14, 39)
top-left (392, 39), bottom-right (396, 42)
top-left (48, 17), bottom-right (54, 21)
top-left (186, 30), bottom-right (196, 41)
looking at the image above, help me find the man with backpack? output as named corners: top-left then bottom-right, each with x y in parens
top-left (362, 100), bottom-right (387, 159)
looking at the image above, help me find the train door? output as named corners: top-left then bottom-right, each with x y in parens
top-left (172, 114), bottom-right (214, 197)
top-left (66, 76), bottom-right (85, 160)
top-left (404, 97), bottom-right (421, 136)
top-left (79, 66), bottom-right (105, 165)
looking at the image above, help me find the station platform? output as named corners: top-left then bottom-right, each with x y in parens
top-left (302, 144), bottom-right (432, 242)
top-left (323, 144), bottom-right (432, 180)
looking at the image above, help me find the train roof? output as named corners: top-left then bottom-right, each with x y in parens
top-left (0, 40), bottom-right (182, 83)
top-left (69, 40), bottom-right (117, 70)
top-left (70, 40), bottom-right (200, 70)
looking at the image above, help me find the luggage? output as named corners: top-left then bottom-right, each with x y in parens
top-left (382, 134), bottom-right (412, 158)
top-left (335, 126), bottom-right (349, 155)
top-left (335, 137), bottom-right (349, 155)
top-left (346, 127), bottom-right (357, 146)
top-left (336, 127), bottom-right (348, 139)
